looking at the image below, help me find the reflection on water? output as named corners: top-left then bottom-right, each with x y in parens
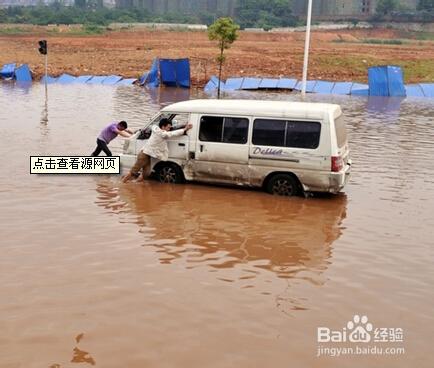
top-left (96, 180), bottom-right (347, 282)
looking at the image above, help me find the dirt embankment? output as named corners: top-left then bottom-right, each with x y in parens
top-left (0, 27), bottom-right (433, 86)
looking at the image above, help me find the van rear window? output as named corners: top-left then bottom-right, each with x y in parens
top-left (334, 115), bottom-right (347, 148)
top-left (252, 119), bottom-right (321, 149)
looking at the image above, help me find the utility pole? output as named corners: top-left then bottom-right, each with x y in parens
top-left (38, 40), bottom-right (48, 124)
top-left (301, 0), bottom-right (313, 98)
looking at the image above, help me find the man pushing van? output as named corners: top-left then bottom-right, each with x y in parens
top-left (91, 121), bottom-right (133, 157)
top-left (122, 118), bottom-right (192, 183)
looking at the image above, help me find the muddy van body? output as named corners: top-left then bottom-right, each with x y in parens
top-left (121, 99), bottom-right (351, 196)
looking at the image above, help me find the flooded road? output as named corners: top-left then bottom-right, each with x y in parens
top-left (1, 84), bottom-right (434, 368)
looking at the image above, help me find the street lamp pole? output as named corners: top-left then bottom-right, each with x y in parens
top-left (301, 0), bottom-right (313, 98)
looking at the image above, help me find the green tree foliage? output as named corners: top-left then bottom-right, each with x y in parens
top-left (0, 5), bottom-right (176, 26)
top-left (208, 17), bottom-right (239, 98)
top-left (235, 0), bottom-right (296, 29)
top-left (376, 0), bottom-right (399, 15)
top-left (417, 0), bottom-right (434, 11)
top-left (0, 1), bottom-right (299, 30)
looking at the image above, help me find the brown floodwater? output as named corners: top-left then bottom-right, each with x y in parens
top-left (1, 84), bottom-right (434, 368)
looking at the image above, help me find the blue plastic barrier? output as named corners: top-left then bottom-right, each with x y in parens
top-left (116, 78), bottom-right (137, 85)
top-left (141, 58), bottom-right (159, 87)
top-left (387, 66), bottom-right (406, 97)
top-left (158, 58), bottom-right (190, 88)
top-left (86, 76), bottom-right (108, 84)
top-left (405, 84), bottom-right (425, 97)
top-left (351, 83), bottom-right (369, 96)
top-left (419, 83), bottom-right (434, 98)
top-left (1, 63), bottom-right (15, 79)
top-left (351, 89), bottom-right (369, 96)
top-left (294, 80), bottom-right (317, 92)
top-left (41, 75), bottom-right (58, 84)
top-left (57, 73), bottom-right (77, 84)
top-left (139, 72), bottom-right (148, 85)
top-left (159, 59), bottom-right (177, 86)
top-left (102, 75), bottom-right (122, 85)
top-left (204, 78), bottom-right (216, 93)
top-left (368, 65), bottom-right (406, 97)
top-left (224, 78), bottom-right (244, 90)
top-left (276, 78), bottom-right (297, 89)
top-left (331, 82), bottom-right (353, 95)
top-left (368, 67), bottom-right (388, 96)
top-left (241, 77), bottom-right (262, 90)
top-left (259, 78), bottom-right (279, 89)
top-left (313, 81), bottom-right (335, 94)
top-left (175, 58), bottom-right (190, 88)
top-left (74, 75), bottom-right (92, 83)
top-left (204, 75), bottom-right (225, 93)
top-left (14, 64), bottom-right (32, 82)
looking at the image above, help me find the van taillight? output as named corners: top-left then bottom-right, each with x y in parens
top-left (331, 156), bottom-right (343, 172)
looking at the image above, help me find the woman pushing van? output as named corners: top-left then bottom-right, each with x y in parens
top-left (122, 118), bottom-right (192, 183)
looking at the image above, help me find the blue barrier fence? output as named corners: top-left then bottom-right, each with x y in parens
top-left (204, 75), bottom-right (434, 98)
top-left (1, 63), bottom-right (138, 86)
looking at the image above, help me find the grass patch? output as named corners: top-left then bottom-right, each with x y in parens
top-left (398, 60), bottom-right (434, 83)
top-left (0, 26), bottom-right (29, 35)
top-left (47, 27), bottom-right (60, 34)
top-left (82, 23), bottom-right (105, 34)
top-left (64, 23), bottom-right (106, 35)
top-left (414, 32), bottom-right (434, 41)
top-left (362, 38), bottom-right (406, 45)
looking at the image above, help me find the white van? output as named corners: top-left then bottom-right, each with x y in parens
top-left (121, 99), bottom-right (351, 196)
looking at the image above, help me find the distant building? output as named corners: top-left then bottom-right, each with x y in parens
top-left (0, 0), bottom-right (73, 6)
top-left (292, 0), bottom-right (419, 19)
top-left (114, 0), bottom-right (236, 16)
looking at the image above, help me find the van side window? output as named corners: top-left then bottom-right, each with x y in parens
top-left (252, 119), bottom-right (285, 146)
top-left (286, 121), bottom-right (321, 149)
top-left (199, 116), bottom-right (249, 144)
top-left (223, 117), bottom-right (249, 144)
top-left (253, 119), bottom-right (321, 149)
top-left (199, 116), bottom-right (223, 142)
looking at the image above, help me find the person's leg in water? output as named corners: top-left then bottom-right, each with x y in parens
top-left (91, 139), bottom-right (112, 157)
top-left (122, 151), bottom-right (148, 183)
top-left (135, 154), bottom-right (151, 182)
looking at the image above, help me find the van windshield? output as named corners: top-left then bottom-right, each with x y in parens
top-left (334, 115), bottom-right (347, 148)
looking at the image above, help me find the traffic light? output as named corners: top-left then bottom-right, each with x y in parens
top-left (38, 40), bottom-right (47, 55)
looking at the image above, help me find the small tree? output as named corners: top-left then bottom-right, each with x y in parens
top-left (208, 17), bottom-right (239, 98)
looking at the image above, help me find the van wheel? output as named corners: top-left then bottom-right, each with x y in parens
top-left (266, 174), bottom-right (299, 197)
top-left (155, 163), bottom-right (184, 184)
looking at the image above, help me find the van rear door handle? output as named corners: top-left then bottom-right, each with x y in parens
top-left (200, 144), bottom-right (204, 152)
top-left (178, 143), bottom-right (185, 147)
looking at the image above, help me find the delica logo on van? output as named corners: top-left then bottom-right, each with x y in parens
top-left (252, 147), bottom-right (284, 156)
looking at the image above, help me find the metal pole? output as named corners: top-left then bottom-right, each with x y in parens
top-left (301, 0), bottom-right (313, 98)
top-left (44, 53), bottom-right (48, 92)
top-left (44, 52), bottom-right (48, 124)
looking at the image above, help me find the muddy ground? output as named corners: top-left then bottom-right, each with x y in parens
top-left (0, 26), bottom-right (433, 86)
